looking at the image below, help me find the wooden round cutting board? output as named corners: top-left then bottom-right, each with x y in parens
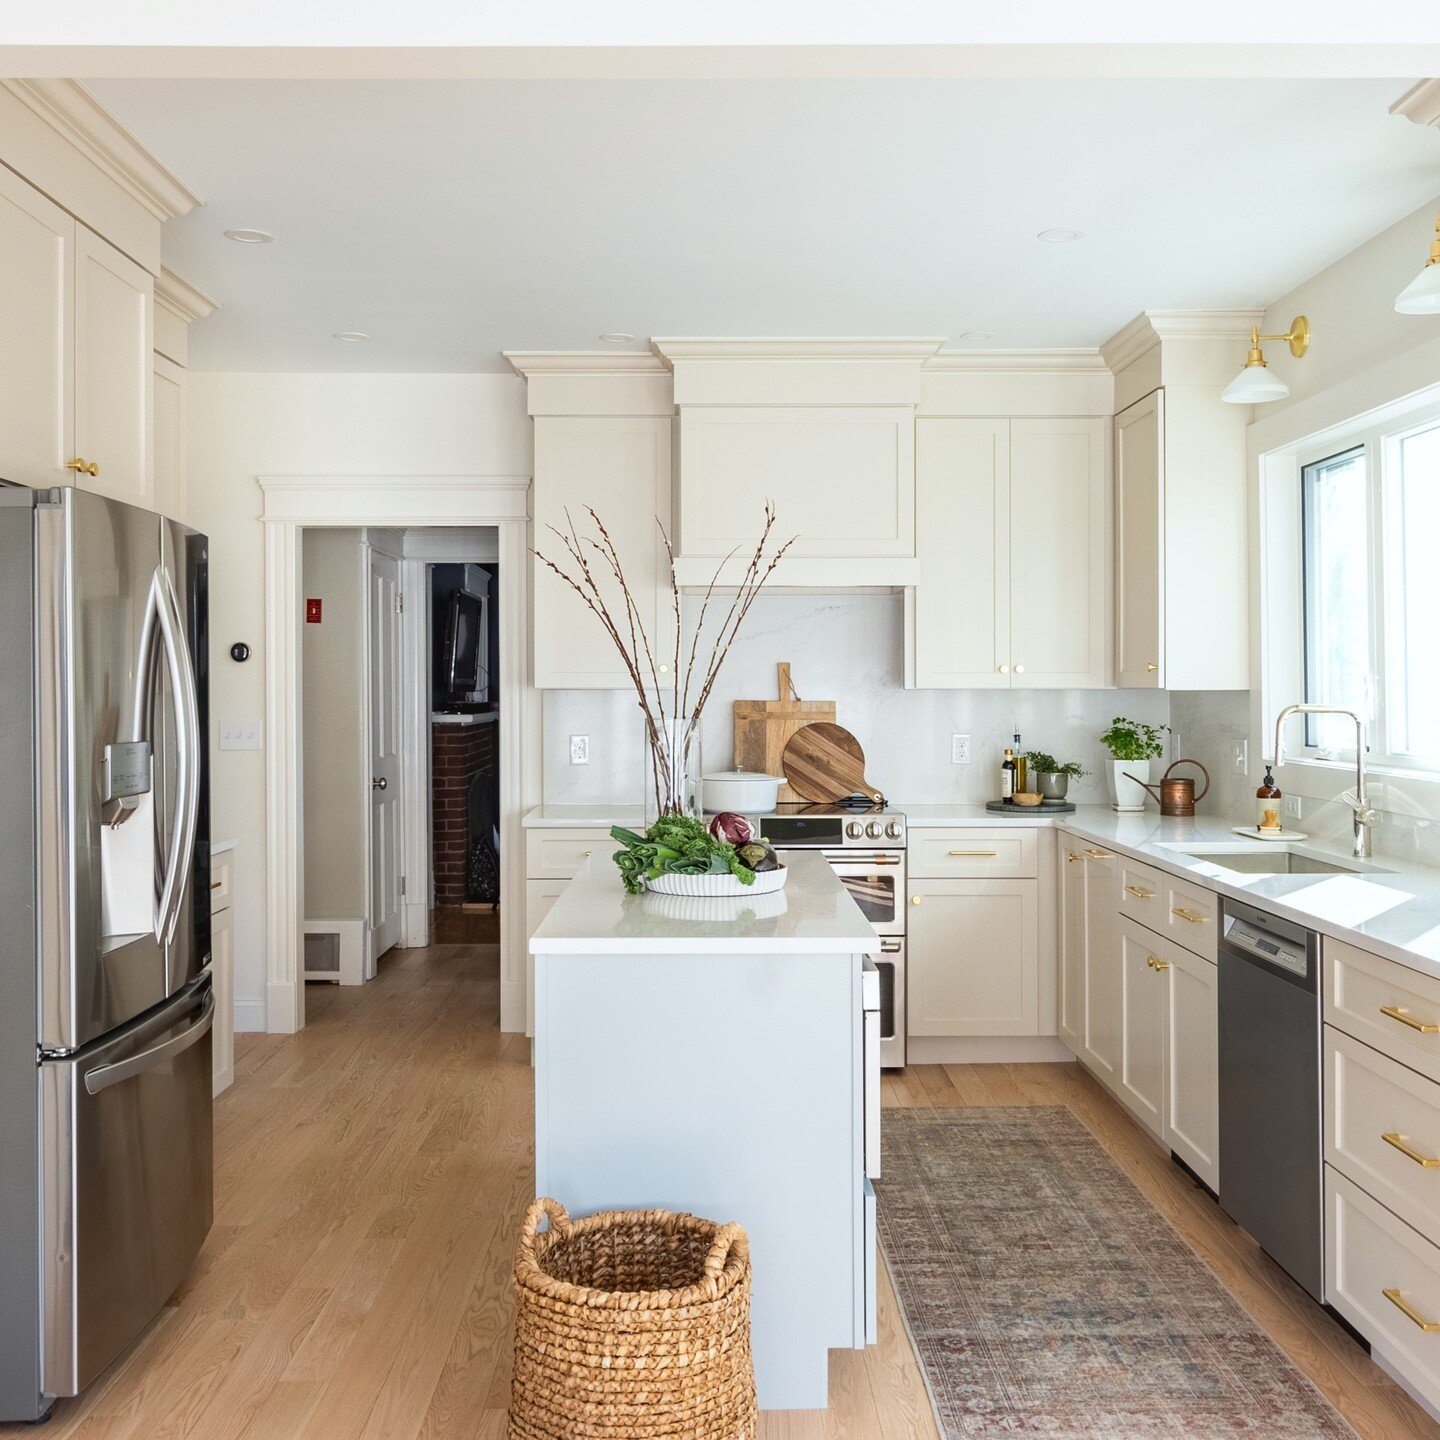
top-left (781, 723), bottom-right (885, 804)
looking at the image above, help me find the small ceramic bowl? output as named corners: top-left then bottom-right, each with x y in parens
top-left (1011, 792), bottom-right (1044, 807)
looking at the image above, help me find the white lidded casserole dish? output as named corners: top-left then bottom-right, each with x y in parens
top-left (701, 768), bottom-right (782, 814)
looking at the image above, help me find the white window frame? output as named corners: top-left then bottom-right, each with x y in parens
top-left (1257, 385), bottom-right (1440, 808)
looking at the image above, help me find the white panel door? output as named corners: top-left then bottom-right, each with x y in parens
top-left (910, 419), bottom-right (1010, 688)
top-left (1081, 846), bottom-right (1121, 1084)
top-left (368, 548), bottom-right (404, 964)
top-left (1166, 942), bottom-right (1219, 1188)
top-left (1058, 841), bottom-right (1087, 1054)
top-left (1008, 417), bottom-right (1109, 688)
top-left (0, 167), bottom-right (73, 488)
top-left (74, 225), bottom-right (153, 508)
top-left (152, 353), bottom-right (186, 520)
top-left (1114, 392), bottom-right (1165, 688)
top-left (907, 878), bottom-right (1039, 1037)
top-left (1118, 917), bottom-right (1166, 1139)
top-left (532, 416), bottom-right (672, 688)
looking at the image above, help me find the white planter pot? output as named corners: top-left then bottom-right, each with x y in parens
top-left (1110, 758), bottom-right (1154, 812)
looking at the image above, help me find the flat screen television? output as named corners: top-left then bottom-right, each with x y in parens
top-left (441, 588), bottom-right (485, 700)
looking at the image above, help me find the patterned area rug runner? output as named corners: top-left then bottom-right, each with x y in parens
top-left (877, 1106), bottom-right (1356, 1439)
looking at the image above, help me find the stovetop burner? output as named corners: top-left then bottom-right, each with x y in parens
top-left (770, 795), bottom-right (889, 816)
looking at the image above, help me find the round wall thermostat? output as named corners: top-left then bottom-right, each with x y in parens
top-left (230, 642), bottom-right (251, 663)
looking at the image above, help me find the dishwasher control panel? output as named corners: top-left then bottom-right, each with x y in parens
top-left (1225, 918), bottom-right (1309, 978)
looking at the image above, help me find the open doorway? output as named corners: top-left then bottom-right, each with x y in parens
top-left (297, 524), bottom-right (502, 986)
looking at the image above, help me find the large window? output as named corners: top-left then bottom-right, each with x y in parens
top-left (1300, 415), bottom-right (1440, 769)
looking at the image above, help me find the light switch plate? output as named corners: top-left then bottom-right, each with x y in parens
top-left (1284, 796), bottom-right (1302, 819)
top-left (951, 734), bottom-right (971, 765)
top-left (219, 720), bottom-right (263, 751)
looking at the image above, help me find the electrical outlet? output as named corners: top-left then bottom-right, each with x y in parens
top-left (219, 720), bottom-right (262, 751)
top-left (951, 734), bottom-right (971, 765)
top-left (1284, 796), bottom-right (1302, 819)
top-left (1233, 739), bottom-right (1249, 773)
top-left (569, 734), bottom-right (590, 765)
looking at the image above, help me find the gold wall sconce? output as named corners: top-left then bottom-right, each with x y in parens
top-left (1396, 210), bottom-right (1440, 315)
top-left (1221, 316), bottom-right (1310, 404)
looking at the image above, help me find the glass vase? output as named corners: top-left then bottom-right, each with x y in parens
top-left (643, 717), bottom-right (702, 824)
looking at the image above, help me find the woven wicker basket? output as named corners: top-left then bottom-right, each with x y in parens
top-left (508, 1198), bottom-right (757, 1440)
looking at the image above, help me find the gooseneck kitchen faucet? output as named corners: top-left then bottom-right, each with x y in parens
top-left (1271, 704), bottom-right (1379, 859)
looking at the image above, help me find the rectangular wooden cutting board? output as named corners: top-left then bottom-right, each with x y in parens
top-left (732, 663), bottom-right (835, 804)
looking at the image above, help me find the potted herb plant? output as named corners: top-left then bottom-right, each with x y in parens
top-left (1099, 717), bottom-right (1170, 812)
top-left (1022, 751), bottom-right (1086, 802)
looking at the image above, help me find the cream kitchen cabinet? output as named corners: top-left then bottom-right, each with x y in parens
top-left (152, 353), bottom-right (186, 520)
top-left (1113, 386), bottom-right (1248, 690)
top-left (1079, 845), bottom-right (1122, 1085)
top-left (1058, 842), bottom-right (1087, 1052)
top-left (1118, 915), bottom-right (1167, 1138)
top-left (1165, 941), bottom-right (1220, 1188)
top-left (210, 848), bottom-right (236, 1096)
top-left (531, 416), bottom-right (673, 689)
top-left (907, 877), bottom-right (1039, 1036)
top-left (0, 165), bottom-right (153, 504)
top-left (909, 416), bottom-right (1109, 689)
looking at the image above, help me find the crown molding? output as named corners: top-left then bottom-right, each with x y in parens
top-left (1392, 79), bottom-right (1440, 127)
top-left (503, 350), bottom-right (668, 378)
top-left (925, 348), bottom-right (1107, 374)
top-left (651, 337), bottom-right (947, 365)
top-left (0, 79), bottom-right (201, 220)
top-left (1100, 309), bottom-right (1265, 372)
top-left (155, 266), bottom-right (218, 324)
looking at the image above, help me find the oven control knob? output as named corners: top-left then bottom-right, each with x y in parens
top-left (866, 821), bottom-right (884, 839)
top-left (886, 820), bottom-right (903, 840)
top-left (846, 820), bottom-right (863, 839)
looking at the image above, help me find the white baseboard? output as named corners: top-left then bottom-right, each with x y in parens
top-left (233, 998), bottom-right (268, 1033)
top-left (906, 1035), bottom-right (1072, 1065)
top-left (402, 900), bottom-right (430, 949)
top-left (501, 978), bottom-right (526, 1035)
top-left (266, 979), bottom-right (298, 1033)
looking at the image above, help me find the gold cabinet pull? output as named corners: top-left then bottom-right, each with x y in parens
top-left (948, 849), bottom-right (997, 857)
top-left (1124, 884), bottom-right (1156, 900)
top-left (65, 457), bottom-right (100, 477)
top-left (1146, 955), bottom-right (1170, 971)
top-left (210, 880), bottom-right (223, 890)
top-left (1083, 849), bottom-right (1112, 861)
top-left (1146, 663), bottom-right (1160, 672)
top-left (1383, 1288), bottom-right (1440, 1332)
top-left (1382, 1132), bottom-right (1440, 1168)
top-left (1172, 906), bottom-right (1208, 924)
top-left (1066, 851), bottom-right (1082, 863)
top-left (1381, 1005), bottom-right (1440, 1035)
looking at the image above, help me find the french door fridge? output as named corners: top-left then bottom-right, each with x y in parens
top-left (0, 484), bottom-right (213, 1422)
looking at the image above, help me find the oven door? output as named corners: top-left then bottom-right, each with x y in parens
top-left (874, 938), bottom-right (905, 1068)
top-left (823, 851), bottom-right (905, 936)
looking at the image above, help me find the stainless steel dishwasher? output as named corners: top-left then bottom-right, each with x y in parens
top-left (1217, 898), bottom-right (1324, 1301)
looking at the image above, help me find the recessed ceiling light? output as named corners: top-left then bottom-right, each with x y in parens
top-left (959, 331), bottom-right (994, 341)
top-left (333, 332), bottom-right (368, 343)
top-left (223, 228), bottom-right (274, 244)
top-left (1036, 228), bottom-right (1085, 244)
top-left (598, 332), bottom-right (637, 344)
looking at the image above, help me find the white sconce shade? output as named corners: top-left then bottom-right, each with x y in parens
top-left (1396, 259), bottom-right (1440, 315)
top-left (1222, 360), bottom-right (1290, 404)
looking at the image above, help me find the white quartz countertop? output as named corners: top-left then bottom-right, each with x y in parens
top-left (523, 804), bottom-right (645, 830)
top-left (529, 851), bottom-right (881, 956)
top-left (893, 802), bottom-right (1440, 979)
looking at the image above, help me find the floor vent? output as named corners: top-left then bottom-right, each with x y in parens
top-left (304, 930), bottom-right (341, 979)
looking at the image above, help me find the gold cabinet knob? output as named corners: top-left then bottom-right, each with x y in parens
top-left (65, 458), bottom-right (100, 477)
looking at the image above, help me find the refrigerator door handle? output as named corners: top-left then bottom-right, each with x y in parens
top-left (151, 568), bottom-right (200, 947)
top-left (83, 987), bottom-right (214, 1094)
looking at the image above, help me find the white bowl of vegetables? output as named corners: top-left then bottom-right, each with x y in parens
top-left (611, 813), bottom-right (787, 897)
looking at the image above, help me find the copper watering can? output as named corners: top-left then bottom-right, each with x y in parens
top-left (1124, 759), bottom-right (1211, 817)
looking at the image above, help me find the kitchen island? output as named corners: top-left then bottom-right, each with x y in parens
top-left (529, 851), bottom-right (880, 1410)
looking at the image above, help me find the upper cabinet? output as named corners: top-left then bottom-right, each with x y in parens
top-left (0, 166), bottom-right (73, 489)
top-left (1104, 314), bottom-right (1255, 691)
top-left (908, 415), bottom-right (1109, 689)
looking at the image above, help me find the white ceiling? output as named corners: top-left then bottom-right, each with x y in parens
top-left (87, 76), bottom-right (1440, 372)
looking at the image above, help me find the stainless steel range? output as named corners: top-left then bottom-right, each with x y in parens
top-left (747, 802), bottom-right (908, 1067)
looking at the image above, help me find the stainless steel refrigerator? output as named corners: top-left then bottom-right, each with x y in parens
top-left (1, 484), bottom-right (212, 1423)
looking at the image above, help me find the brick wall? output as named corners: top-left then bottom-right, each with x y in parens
top-left (431, 719), bottom-right (497, 907)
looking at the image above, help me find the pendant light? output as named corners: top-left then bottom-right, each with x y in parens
top-left (1396, 211), bottom-right (1440, 315)
top-left (1221, 316), bottom-right (1310, 405)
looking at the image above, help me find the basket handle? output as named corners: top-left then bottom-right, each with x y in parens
top-left (702, 1221), bottom-right (749, 1281)
top-left (518, 1197), bottom-right (572, 1256)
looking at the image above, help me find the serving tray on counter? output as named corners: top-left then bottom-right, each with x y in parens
top-left (984, 798), bottom-right (1076, 815)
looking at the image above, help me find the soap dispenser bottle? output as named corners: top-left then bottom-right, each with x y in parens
top-left (1256, 765), bottom-right (1282, 833)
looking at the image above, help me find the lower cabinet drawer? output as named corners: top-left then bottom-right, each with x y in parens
top-left (1327, 1166), bottom-right (1440, 1413)
top-left (209, 851), bottom-right (232, 915)
top-left (1117, 857), bottom-right (1164, 927)
top-left (909, 828), bottom-right (1038, 879)
top-left (524, 828), bottom-right (612, 880)
top-left (1164, 876), bottom-right (1218, 963)
top-left (1327, 1026), bottom-right (1440, 1247)
top-left (1326, 937), bottom-right (1440, 1088)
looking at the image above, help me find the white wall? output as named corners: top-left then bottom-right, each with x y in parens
top-left (186, 372), bottom-right (530, 1030)
top-left (301, 528), bottom-right (367, 920)
top-left (544, 592), bottom-right (1173, 808)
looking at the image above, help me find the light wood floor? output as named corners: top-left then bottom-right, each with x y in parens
top-left (8, 939), bottom-right (1437, 1439)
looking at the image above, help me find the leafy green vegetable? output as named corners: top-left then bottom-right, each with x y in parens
top-left (610, 815), bottom-right (760, 894)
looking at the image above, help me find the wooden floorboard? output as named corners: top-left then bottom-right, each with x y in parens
top-left (7, 946), bottom-right (1435, 1438)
